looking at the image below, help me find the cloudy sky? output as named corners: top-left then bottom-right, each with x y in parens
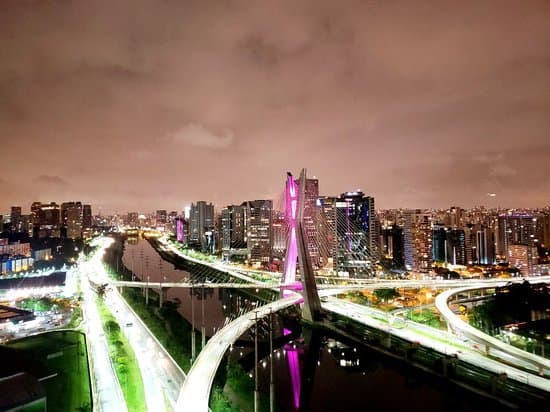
top-left (1, 0), bottom-right (549, 214)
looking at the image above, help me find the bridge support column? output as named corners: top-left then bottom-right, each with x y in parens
top-left (269, 311), bottom-right (274, 412)
top-left (159, 288), bottom-right (168, 308)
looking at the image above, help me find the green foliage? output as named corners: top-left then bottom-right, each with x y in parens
top-left (96, 298), bottom-right (146, 412)
top-left (408, 309), bottom-right (442, 328)
top-left (373, 288), bottom-right (400, 302)
top-left (210, 387), bottom-right (240, 412)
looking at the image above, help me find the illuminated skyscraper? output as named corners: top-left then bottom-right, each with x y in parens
top-left (189, 201), bottom-right (214, 251)
top-left (156, 210), bottom-right (167, 226)
top-left (334, 191), bottom-right (377, 277)
top-left (221, 204), bottom-right (248, 261)
top-left (246, 200), bottom-right (272, 265)
top-left (403, 210), bottom-right (433, 271)
top-left (381, 225), bottom-right (404, 268)
top-left (10, 206), bottom-right (22, 232)
top-left (61, 202), bottom-right (83, 239)
top-left (508, 244), bottom-right (538, 276)
top-left (498, 213), bottom-right (542, 258)
top-left (432, 225), bottom-right (466, 265)
top-left (82, 204), bottom-right (92, 229)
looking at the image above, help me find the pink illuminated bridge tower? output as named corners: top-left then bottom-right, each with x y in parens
top-left (282, 169), bottom-right (323, 323)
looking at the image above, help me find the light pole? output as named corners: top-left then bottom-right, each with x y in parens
top-left (191, 282), bottom-right (196, 363)
top-left (146, 275), bottom-right (150, 305)
top-left (201, 284), bottom-right (206, 349)
top-left (269, 309), bottom-right (274, 412)
top-left (254, 311), bottom-right (259, 412)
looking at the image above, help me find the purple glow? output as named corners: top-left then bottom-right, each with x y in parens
top-left (284, 328), bottom-right (301, 410)
top-left (176, 218), bottom-right (184, 242)
top-left (283, 174), bottom-right (299, 286)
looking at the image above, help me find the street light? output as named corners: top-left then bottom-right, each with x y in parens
top-left (254, 311), bottom-right (259, 412)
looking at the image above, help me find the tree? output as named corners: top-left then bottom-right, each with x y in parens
top-left (374, 288), bottom-right (400, 302)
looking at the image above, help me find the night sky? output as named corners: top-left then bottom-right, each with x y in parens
top-left (1, 1), bottom-right (549, 214)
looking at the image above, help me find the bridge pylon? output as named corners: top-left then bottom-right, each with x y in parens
top-left (282, 169), bottom-right (323, 323)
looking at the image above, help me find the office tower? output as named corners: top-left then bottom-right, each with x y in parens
top-left (403, 210), bottom-right (433, 272)
top-left (31, 202), bottom-right (61, 238)
top-left (156, 210), bottom-right (167, 226)
top-left (61, 202), bottom-right (83, 239)
top-left (444, 206), bottom-right (464, 229)
top-left (271, 210), bottom-right (287, 262)
top-left (221, 204), bottom-right (248, 261)
top-left (297, 177), bottom-right (320, 267)
top-left (317, 196), bottom-right (337, 270)
top-left (246, 200), bottom-right (272, 265)
top-left (189, 201), bottom-right (214, 251)
top-left (381, 224), bottom-right (404, 268)
top-left (332, 192), bottom-right (377, 277)
top-left (498, 213), bottom-right (541, 258)
top-left (10, 206), bottom-right (22, 232)
top-left (432, 225), bottom-right (447, 263)
top-left (126, 212), bottom-right (139, 227)
top-left (508, 244), bottom-right (538, 276)
top-left (432, 225), bottom-right (466, 265)
top-left (542, 213), bottom-right (550, 248)
top-left (82, 204), bottom-right (92, 229)
top-left (465, 223), bottom-right (496, 265)
top-left (176, 217), bottom-right (188, 243)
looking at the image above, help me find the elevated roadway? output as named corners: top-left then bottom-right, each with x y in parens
top-left (324, 297), bottom-right (550, 392)
top-left (435, 280), bottom-right (550, 375)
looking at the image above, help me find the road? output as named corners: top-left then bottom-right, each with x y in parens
top-left (87, 237), bottom-right (185, 411)
top-left (323, 297), bottom-right (550, 393)
top-left (175, 292), bottom-right (304, 412)
top-left (435, 282), bottom-right (550, 375)
top-left (81, 270), bottom-right (127, 412)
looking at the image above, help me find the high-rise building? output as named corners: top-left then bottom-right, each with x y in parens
top-left (381, 225), bottom-right (404, 268)
top-left (189, 201), bottom-right (214, 251)
top-left (156, 210), bottom-right (167, 226)
top-left (246, 200), bottom-right (272, 265)
top-left (542, 212), bottom-right (550, 248)
top-left (317, 196), bottom-right (337, 270)
top-left (432, 225), bottom-right (466, 265)
top-left (465, 223), bottom-right (496, 264)
top-left (31, 202), bottom-right (61, 238)
top-left (82, 204), bottom-right (92, 229)
top-left (444, 206), bottom-right (464, 229)
top-left (508, 244), bottom-right (538, 276)
top-left (403, 210), bottom-right (433, 271)
top-left (61, 202), bottom-right (83, 239)
top-left (126, 212), bottom-right (139, 227)
top-left (332, 192), bottom-right (377, 277)
top-left (10, 207), bottom-right (22, 232)
top-left (271, 210), bottom-right (287, 261)
top-left (221, 204), bottom-right (248, 261)
top-left (298, 177), bottom-right (320, 267)
top-left (498, 213), bottom-right (541, 258)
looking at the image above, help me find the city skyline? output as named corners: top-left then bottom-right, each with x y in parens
top-left (1, 1), bottom-right (549, 212)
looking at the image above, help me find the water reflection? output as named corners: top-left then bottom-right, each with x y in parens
top-left (122, 238), bottom-right (502, 412)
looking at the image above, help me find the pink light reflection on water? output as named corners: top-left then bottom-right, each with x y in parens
top-left (284, 328), bottom-right (301, 410)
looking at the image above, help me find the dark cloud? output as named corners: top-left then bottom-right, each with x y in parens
top-left (34, 175), bottom-right (69, 187)
top-left (1, 0), bottom-right (549, 213)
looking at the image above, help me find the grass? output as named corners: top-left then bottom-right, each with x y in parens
top-left (121, 287), bottom-right (196, 372)
top-left (6, 330), bottom-right (92, 412)
top-left (210, 387), bottom-right (240, 412)
top-left (102, 236), bottom-right (249, 411)
top-left (67, 305), bottom-right (83, 329)
top-left (96, 297), bottom-right (146, 412)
